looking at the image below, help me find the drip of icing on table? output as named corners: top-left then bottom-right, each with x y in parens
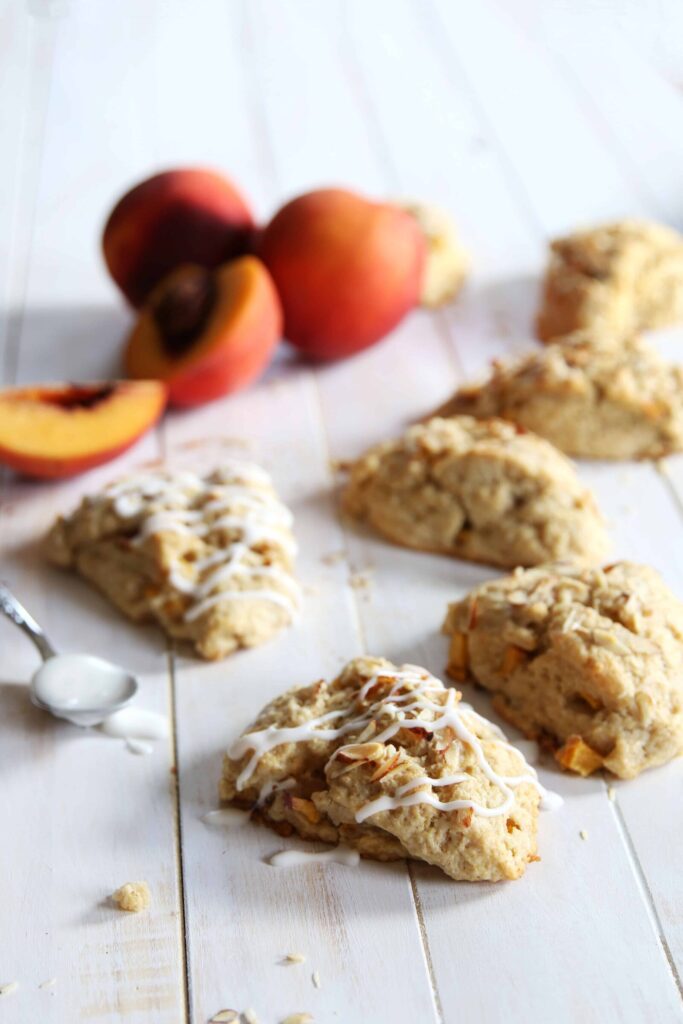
top-left (99, 707), bottom-right (170, 743)
top-left (269, 847), bottom-right (360, 868)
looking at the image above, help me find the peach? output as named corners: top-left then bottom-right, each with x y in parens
top-left (257, 188), bottom-right (426, 360)
top-left (103, 169), bottom-right (254, 307)
top-left (124, 256), bottom-right (282, 407)
top-left (0, 380), bottom-right (166, 478)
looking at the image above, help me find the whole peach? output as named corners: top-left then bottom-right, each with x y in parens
top-left (257, 188), bottom-right (426, 360)
top-left (103, 168), bottom-right (254, 307)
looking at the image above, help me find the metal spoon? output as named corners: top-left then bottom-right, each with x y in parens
top-left (0, 581), bottom-right (138, 727)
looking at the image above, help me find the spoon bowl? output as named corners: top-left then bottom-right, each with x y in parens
top-left (0, 582), bottom-right (139, 727)
top-left (31, 653), bottom-right (139, 727)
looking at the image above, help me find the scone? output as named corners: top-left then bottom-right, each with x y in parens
top-left (343, 416), bottom-right (608, 568)
top-left (443, 562), bottom-right (683, 779)
top-left (537, 219), bottom-right (683, 341)
top-left (431, 331), bottom-right (683, 459)
top-left (221, 656), bottom-right (551, 881)
top-left (46, 461), bottom-right (300, 660)
top-left (401, 201), bottom-right (468, 307)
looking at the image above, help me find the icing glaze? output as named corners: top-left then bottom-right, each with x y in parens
top-left (96, 461), bottom-right (300, 625)
top-left (268, 847), bottom-right (360, 868)
top-left (229, 663), bottom-right (562, 823)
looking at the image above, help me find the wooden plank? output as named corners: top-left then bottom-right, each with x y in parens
top-left (0, 4), bottom-right (187, 1021)
top-left (325, 0), bottom-right (683, 1018)
top-left (152, 1), bottom-right (439, 1019)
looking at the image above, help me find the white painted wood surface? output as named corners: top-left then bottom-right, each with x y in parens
top-left (1, 2), bottom-right (682, 1021)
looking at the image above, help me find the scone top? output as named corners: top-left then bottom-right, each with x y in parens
top-left (222, 657), bottom-right (557, 881)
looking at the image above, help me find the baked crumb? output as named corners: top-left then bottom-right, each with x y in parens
top-left (349, 571), bottom-right (373, 591)
top-left (281, 1015), bottom-right (314, 1024)
top-left (0, 982), bottom-right (19, 997)
top-left (321, 550), bottom-right (345, 566)
top-left (282, 953), bottom-right (306, 965)
top-left (579, 830), bottom-right (589, 841)
top-left (111, 881), bottom-right (151, 913)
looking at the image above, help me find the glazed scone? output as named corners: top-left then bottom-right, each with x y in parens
top-left (343, 416), bottom-right (608, 569)
top-left (431, 332), bottom-right (683, 459)
top-left (46, 461), bottom-right (300, 660)
top-left (443, 562), bottom-right (683, 779)
top-left (221, 657), bottom-right (550, 881)
top-left (537, 219), bottom-right (683, 341)
top-left (401, 202), bottom-right (468, 307)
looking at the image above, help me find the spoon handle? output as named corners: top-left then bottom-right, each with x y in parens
top-left (0, 581), bottom-right (57, 661)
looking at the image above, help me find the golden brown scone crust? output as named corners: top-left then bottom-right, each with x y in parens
top-left (432, 331), bottom-right (683, 460)
top-left (443, 562), bottom-right (683, 778)
top-left (45, 463), bottom-right (300, 660)
top-left (536, 219), bottom-right (683, 342)
top-left (221, 657), bottom-right (541, 881)
top-left (343, 416), bottom-right (608, 568)
top-left (401, 201), bottom-right (469, 308)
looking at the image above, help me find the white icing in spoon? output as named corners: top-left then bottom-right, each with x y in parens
top-left (268, 847), bottom-right (360, 868)
top-left (32, 654), bottom-right (137, 728)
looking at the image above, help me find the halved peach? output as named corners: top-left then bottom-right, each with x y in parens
top-left (124, 256), bottom-right (282, 407)
top-left (103, 168), bottom-right (254, 307)
top-left (0, 380), bottom-right (166, 479)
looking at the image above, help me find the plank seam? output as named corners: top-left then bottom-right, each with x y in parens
top-left (407, 863), bottom-right (445, 1024)
top-left (2, 16), bottom-right (58, 387)
top-left (421, 0), bottom-right (683, 998)
top-left (608, 790), bottom-right (683, 999)
top-left (510, 19), bottom-right (667, 219)
top-left (168, 645), bottom-right (193, 1024)
top-left (336, 0), bottom-right (463, 384)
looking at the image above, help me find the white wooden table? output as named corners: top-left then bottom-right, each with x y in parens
top-left (2, 2), bottom-right (683, 1021)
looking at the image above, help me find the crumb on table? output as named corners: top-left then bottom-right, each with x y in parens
top-left (111, 881), bottom-right (151, 913)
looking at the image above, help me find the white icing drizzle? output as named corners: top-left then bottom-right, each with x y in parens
top-left (229, 663), bottom-right (562, 821)
top-left (97, 461), bottom-right (300, 624)
top-left (257, 776), bottom-right (296, 806)
top-left (268, 846), bottom-right (360, 868)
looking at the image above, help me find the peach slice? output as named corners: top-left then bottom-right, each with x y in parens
top-left (257, 188), bottom-right (426, 361)
top-left (0, 381), bottom-right (166, 478)
top-left (103, 168), bottom-right (254, 307)
top-left (124, 256), bottom-right (282, 407)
